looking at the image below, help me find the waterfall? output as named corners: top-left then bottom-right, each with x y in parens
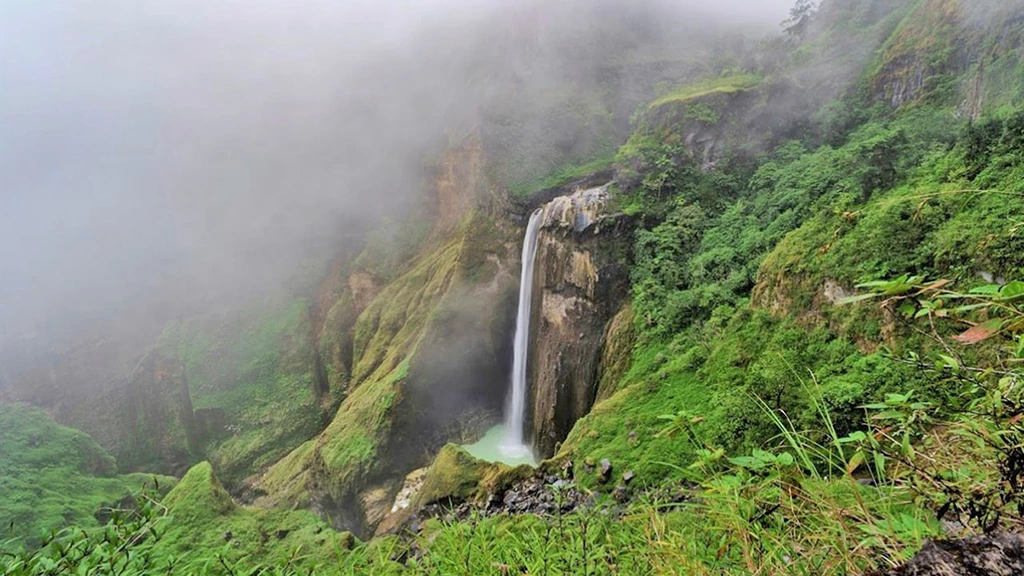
top-left (500, 208), bottom-right (544, 458)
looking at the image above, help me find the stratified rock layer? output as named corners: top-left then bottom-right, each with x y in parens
top-left (526, 184), bottom-right (632, 458)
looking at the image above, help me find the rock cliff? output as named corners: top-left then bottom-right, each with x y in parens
top-left (525, 184), bottom-right (632, 458)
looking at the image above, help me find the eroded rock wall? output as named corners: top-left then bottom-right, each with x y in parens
top-left (525, 185), bottom-right (632, 458)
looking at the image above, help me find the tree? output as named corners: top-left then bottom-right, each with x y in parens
top-left (783, 0), bottom-right (818, 41)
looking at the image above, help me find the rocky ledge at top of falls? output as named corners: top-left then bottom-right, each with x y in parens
top-left (525, 183), bottom-right (633, 458)
top-left (540, 184), bottom-right (611, 233)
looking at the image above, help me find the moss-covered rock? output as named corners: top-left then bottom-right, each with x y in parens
top-left (157, 462), bottom-right (352, 572)
top-left (617, 73), bottom-right (770, 178)
top-left (163, 461), bottom-right (235, 519)
top-left (254, 211), bottom-right (520, 537)
top-left (871, 0), bottom-right (964, 108)
top-left (870, 0), bottom-right (1024, 115)
top-left (413, 444), bottom-right (511, 507)
top-left (157, 298), bottom-right (336, 486)
top-left (374, 444), bottom-right (531, 536)
top-left (0, 403), bottom-right (175, 549)
top-left (595, 303), bottom-right (636, 403)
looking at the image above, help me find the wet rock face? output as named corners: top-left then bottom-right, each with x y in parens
top-left (0, 334), bottom-right (198, 474)
top-left (872, 532), bottom-right (1024, 576)
top-left (526, 184), bottom-right (632, 458)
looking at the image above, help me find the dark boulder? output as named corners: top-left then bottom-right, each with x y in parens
top-left (872, 532), bottom-right (1024, 576)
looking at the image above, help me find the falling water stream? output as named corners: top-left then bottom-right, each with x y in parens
top-left (462, 208), bottom-right (543, 466)
top-left (462, 187), bottom-right (609, 466)
top-left (499, 208), bottom-right (544, 461)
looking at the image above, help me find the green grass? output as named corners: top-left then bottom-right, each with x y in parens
top-left (508, 153), bottom-right (616, 198)
top-left (647, 73), bottom-right (762, 110)
top-left (10, 5), bottom-right (1024, 573)
top-left (558, 339), bottom-right (709, 488)
top-left (256, 225), bottom-right (469, 509)
top-left (154, 462), bottom-right (370, 573)
top-left (0, 403), bottom-right (175, 549)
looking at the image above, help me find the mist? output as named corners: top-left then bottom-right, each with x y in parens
top-left (0, 0), bottom-right (794, 345)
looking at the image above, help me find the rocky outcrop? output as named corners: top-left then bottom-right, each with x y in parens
top-left (525, 185), bottom-right (632, 458)
top-left (0, 291), bottom-right (353, 482)
top-left (253, 212), bottom-right (520, 538)
top-left (432, 131), bottom-right (489, 229)
top-left (0, 337), bottom-right (200, 475)
top-left (871, 0), bottom-right (964, 108)
top-left (116, 352), bottom-right (200, 474)
top-left (869, 0), bottom-right (1024, 115)
top-left (594, 304), bottom-right (636, 403)
top-left (871, 532), bottom-right (1024, 576)
top-left (0, 328), bottom-right (194, 472)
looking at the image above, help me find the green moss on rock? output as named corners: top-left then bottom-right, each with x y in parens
top-left (255, 231), bottom-right (466, 516)
top-left (647, 73), bottom-right (763, 110)
top-left (595, 303), bottom-right (637, 402)
top-left (413, 444), bottom-right (528, 508)
top-left (157, 298), bottom-right (329, 486)
top-left (0, 403), bottom-right (175, 549)
top-left (157, 462), bottom-right (350, 572)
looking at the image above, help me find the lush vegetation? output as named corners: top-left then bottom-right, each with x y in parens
top-left (0, 404), bottom-right (174, 550)
top-left (5, 0), bottom-right (1024, 573)
top-left (157, 298), bottom-right (331, 486)
top-left (647, 73), bottom-right (763, 110)
top-left (508, 153), bottom-right (616, 199)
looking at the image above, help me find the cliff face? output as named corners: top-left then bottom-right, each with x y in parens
top-left (869, 0), bottom-right (1024, 115)
top-left (251, 133), bottom-right (522, 538)
top-left (0, 336), bottom-right (200, 474)
top-left (525, 185), bottom-right (632, 458)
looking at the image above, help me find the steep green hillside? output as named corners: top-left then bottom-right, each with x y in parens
top-left (0, 403), bottom-right (174, 549)
top-left (253, 211), bottom-right (518, 535)
top-left (560, 0), bottom-right (1024, 493)
top-left (157, 298), bottom-right (333, 487)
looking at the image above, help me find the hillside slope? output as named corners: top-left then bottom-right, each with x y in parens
top-left (5, 0), bottom-right (1024, 574)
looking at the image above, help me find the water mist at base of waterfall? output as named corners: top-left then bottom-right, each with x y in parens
top-left (462, 425), bottom-right (538, 466)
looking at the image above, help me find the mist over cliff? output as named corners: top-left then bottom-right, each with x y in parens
top-left (0, 0), bottom-right (792, 345)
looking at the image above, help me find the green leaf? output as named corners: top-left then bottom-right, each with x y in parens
top-left (873, 451), bottom-right (886, 479)
top-left (855, 280), bottom-right (895, 289)
top-left (970, 284), bottom-right (1002, 295)
top-left (838, 293), bottom-right (879, 305)
top-left (951, 303), bottom-right (990, 314)
top-left (1000, 280), bottom-right (1024, 300)
top-left (728, 456), bottom-right (763, 470)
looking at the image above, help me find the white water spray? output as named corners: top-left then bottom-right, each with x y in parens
top-left (499, 208), bottom-right (544, 459)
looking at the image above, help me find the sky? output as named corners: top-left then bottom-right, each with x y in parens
top-left (0, 0), bottom-right (795, 342)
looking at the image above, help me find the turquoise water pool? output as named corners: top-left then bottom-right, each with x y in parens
top-left (462, 425), bottom-right (537, 467)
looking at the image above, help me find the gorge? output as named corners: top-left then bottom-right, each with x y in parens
top-left (4, 0), bottom-right (1024, 574)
